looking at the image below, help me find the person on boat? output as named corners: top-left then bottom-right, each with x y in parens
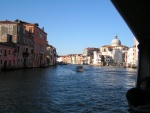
top-left (126, 77), bottom-right (150, 112)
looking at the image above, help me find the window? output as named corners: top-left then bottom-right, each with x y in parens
top-left (9, 50), bottom-right (10, 55)
top-left (40, 32), bottom-right (42, 38)
top-left (31, 49), bottom-right (33, 54)
top-left (7, 34), bottom-right (12, 42)
top-left (26, 48), bottom-right (28, 53)
top-left (9, 25), bottom-right (13, 31)
top-left (29, 28), bottom-right (32, 33)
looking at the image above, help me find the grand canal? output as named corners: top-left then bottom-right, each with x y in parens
top-left (0, 64), bottom-right (137, 113)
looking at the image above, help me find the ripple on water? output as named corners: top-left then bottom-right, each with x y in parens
top-left (0, 65), bottom-right (137, 113)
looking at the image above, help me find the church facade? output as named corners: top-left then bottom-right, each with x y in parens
top-left (98, 35), bottom-right (129, 66)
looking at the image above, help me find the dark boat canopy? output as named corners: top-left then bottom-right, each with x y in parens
top-left (111, 0), bottom-right (150, 87)
top-left (111, 0), bottom-right (150, 44)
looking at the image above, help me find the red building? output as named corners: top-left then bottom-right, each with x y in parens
top-left (18, 20), bottom-right (47, 67)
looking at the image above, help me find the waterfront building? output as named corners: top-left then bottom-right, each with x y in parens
top-left (113, 49), bottom-right (123, 64)
top-left (70, 54), bottom-right (76, 64)
top-left (66, 54), bottom-right (83, 64)
top-left (21, 24), bottom-right (34, 68)
top-left (66, 55), bottom-right (71, 64)
top-left (57, 54), bottom-right (83, 65)
top-left (52, 47), bottom-right (57, 65)
top-left (126, 37), bottom-right (139, 67)
top-left (20, 20), bottom-right (47, 67)
top-left (47, 44), bottom-right (57, 66)
top-left (57, 55), bottom-right (69, 64)
top-left (64, 54), bottom-right (77, 64)
top-left (60, 55), bottom-right (69, 64)
top-left (0, 19), bottom-right (57, 70)
top-left (134, 37), bottom-right (139, 66)
top-left (0, 43), bottom-right (15, 70)
top-left (100, 35), bottom-right (128, 65)
top-left (122, 50), bottom-right (128, 66)
top-left (47, 44), bottom-right (53, 66)
top-left (83, 47), bottom-right (99, 65)
top-left (0, 20), bottom-right (34, 69)
top-left (103, 55), bottom-right (113, 66)
top-left (92, 51), bottom-right (104, 65)
top-left (75, 54), bottom-right (83, 64)
top-left (127, 47), bottom-right (135, 67)
top-left (57, 56), bottom-right (63, 63)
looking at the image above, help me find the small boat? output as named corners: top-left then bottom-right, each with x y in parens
top-left (76, 66), bottom-right (84, 72)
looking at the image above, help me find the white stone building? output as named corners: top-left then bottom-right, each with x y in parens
top-left (126, 37), bottom-right (139, 67)
top-left (100, 35), bottom-right (128, 65)
top-left (82, 48), bottom-right (99, 65)
top-left (93, 51), bottom-right (104, 65)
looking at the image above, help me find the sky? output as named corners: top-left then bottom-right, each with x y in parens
top-left (0, 0), bottom-right (134, 55)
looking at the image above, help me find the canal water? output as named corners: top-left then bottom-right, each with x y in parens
top-left (0, 64), bottom-right (137, 113)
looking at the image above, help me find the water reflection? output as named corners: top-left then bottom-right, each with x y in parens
top-left (0, 65), bottom-right (137, 113)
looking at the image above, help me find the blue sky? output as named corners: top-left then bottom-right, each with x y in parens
top-left (0, 0), bottom-right (134, 55)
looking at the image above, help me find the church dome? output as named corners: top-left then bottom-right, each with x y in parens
top-left (111, 35), bottom-right (121, 46)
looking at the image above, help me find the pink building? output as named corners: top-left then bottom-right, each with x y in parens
top-left (0, 19), bottom-right (55, 70)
